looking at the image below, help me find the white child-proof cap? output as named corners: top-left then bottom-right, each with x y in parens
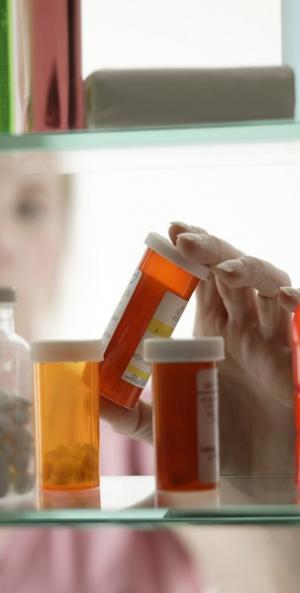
top-left (31, 340), bottom-right (104, 363)
top-left (144, 232), bottom-right (209, 281)
top-left (144, 337), bottom-right (224, 363)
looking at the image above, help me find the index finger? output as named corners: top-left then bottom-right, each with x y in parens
top-left (169, 223), bottom-right (243, 265)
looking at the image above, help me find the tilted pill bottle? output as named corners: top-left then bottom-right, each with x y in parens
top-left (0, 287), bottom-right (35, 502)
top-left (144, 337), bottom-right (224, 491)
top-left (99, 232), bottom-right (209, 409)
top-left (32, 340), bottom-right (103, 491)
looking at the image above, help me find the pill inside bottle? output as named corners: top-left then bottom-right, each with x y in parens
top-left (144, 337), bottom-right (224, 492)
top-left (32, 340), bottom-right (103, 491)
top-left (99, 232), bottom-right (209, 409)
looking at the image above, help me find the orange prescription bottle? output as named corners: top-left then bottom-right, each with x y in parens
top-left (144, 337), bottom-right (224, 491)
top-left (32, 340), bottom-right (103, 491)
top-left (292, 306), bottom-right (300, 484)
top-left (99, 232), bottom-right (209, 409)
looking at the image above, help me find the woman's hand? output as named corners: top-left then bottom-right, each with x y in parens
top-left (100, 396), bottom-right (153, 443)
top-left (101, 221), bottom-right (299, 475)
top-left (169, 222), bottom-right (298, 475)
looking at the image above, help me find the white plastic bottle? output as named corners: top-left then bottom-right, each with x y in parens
top-left (0, 287), bottom-right (35, 503)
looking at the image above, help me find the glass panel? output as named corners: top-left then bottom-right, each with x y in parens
top-left (0, 121), bottom-right (300, 154)
top-left (0, 477), bottom-right (300, 526)
top-left (1, 1), bottom-right (299, 144)
top-left (0, 127), bottom-right (298, 527)
top-left (1, 122), bottom-right (300, 174)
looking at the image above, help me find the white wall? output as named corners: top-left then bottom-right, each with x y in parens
top-left (82, 0), bottom-right (281, 72)
top-left (55, 154), bottom-right (300, 339)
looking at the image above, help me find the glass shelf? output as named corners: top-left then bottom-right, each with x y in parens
top-left (1, 121), bottom-right (300, 153)
top-left (0, 475), bottom-right (300, 527)
top-left (2, 121), bottom-right (300, 174)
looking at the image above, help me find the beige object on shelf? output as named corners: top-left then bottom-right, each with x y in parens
top-left (85, 66), bottom-right (295, 129)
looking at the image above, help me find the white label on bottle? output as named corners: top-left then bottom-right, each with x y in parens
top-left (196, 368), bottom-right (219, 484)
top-left (122, 291), bottom-right (187, 388)
top-left (102, 269), bottom-right (142, 352)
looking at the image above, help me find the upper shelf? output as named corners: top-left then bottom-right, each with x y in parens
top-left (2, 121), bottom-right (300, 174)
top-left (1, 120), bottom-right (300, 152)
top-left (1, 475), bottom-right (300, 527)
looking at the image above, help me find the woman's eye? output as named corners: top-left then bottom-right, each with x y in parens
top-left (15, 196), bottom-right (46, 221)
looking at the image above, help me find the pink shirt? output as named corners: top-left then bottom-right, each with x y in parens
top-left (0, 406), bottom-right (202, 592)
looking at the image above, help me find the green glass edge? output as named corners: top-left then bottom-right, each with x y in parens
top-left (0, 0), bottom-right (14, 133)
top-left (0, 0), bottom-right (9, 131)
top-left (0, 508), bottom-right (168, 526)
top-left (1, 505), bottom-right (300, 526)
top-left (0, 120), bottom-right (300, 152)
top-left (8, 0), bottom-right (15, 132)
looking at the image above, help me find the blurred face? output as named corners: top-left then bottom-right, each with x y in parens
top-left (0, 155), bottom-right (68, 339)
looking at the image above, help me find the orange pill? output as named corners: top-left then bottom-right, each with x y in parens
top-left (82, 448), bottom-right (98, 473)
top-left (52, 458), bottom-right (74, 485)
top-left (42, 459), bottom-right (53, 482)
top-left (73, 462), bottom-right (85, 483)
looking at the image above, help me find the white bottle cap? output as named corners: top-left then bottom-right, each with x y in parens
top-left (31, 340), bottom-right (103, 363)
top-left (144, 337), bottom-right (224, 363)
top-left (144, 233), bottom-right (209, 280)
top-left (0, 287), bottom-right (16, 304)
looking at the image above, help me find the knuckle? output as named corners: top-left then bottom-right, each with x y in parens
top-left (240, 255), bottom-right (262, 283)
top-left (241, 255), bottom-right (291, 294)
top-left (192, 225), bottom-right (208, 235)
top-left (280, 271), bottom-right (291, 287)
top-left (209, 235), bottom-right (222, 261)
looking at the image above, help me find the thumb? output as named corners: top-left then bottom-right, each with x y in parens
top-left (100, 398), bottom-right (153, 444)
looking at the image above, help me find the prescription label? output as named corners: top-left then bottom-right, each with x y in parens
top-left (102, 269), bottom-right (142, 352)
top-left (196, 368), bottom-right (219, 485)
top-left (122, 291), bottom-right (187, 388)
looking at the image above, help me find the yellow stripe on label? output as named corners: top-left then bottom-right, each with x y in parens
top-left (125, 365), bottom-right (150, 381)
top-left (147, 318), bottom-right (173, 338)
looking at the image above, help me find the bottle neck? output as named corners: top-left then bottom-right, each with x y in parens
top-left (0, 305), bottom-right (15, 334)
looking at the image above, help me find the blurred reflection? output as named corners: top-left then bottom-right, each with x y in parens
top-left (156, 488), bottom-right (220, 509)
top-left (0, 492), bottom-right (36, 511)
top-left (39, 487), bottom-right (101, 510)
top-left (125, 488), bottom-right (221, 511)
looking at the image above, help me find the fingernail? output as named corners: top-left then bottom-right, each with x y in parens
top-left (216, 259), bottom-right (244, 273)
top-left (280, 287), bottom-right (300, 300)
top-left (169, 221), bottom-right (190, 228)
top-left (176, 232), bottom-right (206, 244)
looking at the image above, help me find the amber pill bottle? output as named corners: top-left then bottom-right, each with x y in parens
top-left (32, 340), bottom-right (103, 491)
top-left (144, 337), bottom-right (224, 492)
top-left (99, 233), bottom-right (209, 409)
